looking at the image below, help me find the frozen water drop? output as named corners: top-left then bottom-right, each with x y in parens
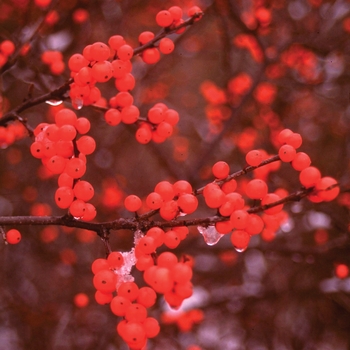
top-left (234, 246), bottom-right (247, 253)
top-left (197, 225), bottom-right (224, 246)
top-left (45, 99), bottom-right (63, 106)
top-left (72, 98), bottom-right (83, 110)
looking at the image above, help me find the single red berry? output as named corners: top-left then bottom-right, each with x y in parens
top-left (156, 10), bottom-right (173, 27)
top-left (124, 194), bottom-right (142, 212)
top-left (212, 161), bottom-right (230, 179)
top-left (6, 229), bottom-right (21, 244)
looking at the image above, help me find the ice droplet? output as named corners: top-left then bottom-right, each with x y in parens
top-left (72, 98), bottom-right (83, 110)
top-left (197, 225), bottom-right (224, 246)
top-left (234, 246), bottom-right (247, 253)
top-left (45, 99), bottom-right (63, 106)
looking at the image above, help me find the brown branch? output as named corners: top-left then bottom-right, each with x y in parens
top-left (0, 186), bottom-right (319, 234)
top-left (0, 0), bottom-right (61, 75)
top-left (0, 78), bottom-right (73, 127)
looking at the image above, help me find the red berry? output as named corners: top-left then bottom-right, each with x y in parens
top-left (299, 166), bottom-right (321, 188)
top-left (6, 229), bottom-right (21, 244)
top-left (156, 10), bottom-right (173, 27)
top-left (245, 179), bottom-right (268, 199)
top-left (142, 48), bottom-right (160, 64)
top-left (93, 270), bottom-right (117, 293)
top-left (118, 282), bottom-right (139, 302)
top-left (261, 193), bottom-right (283, 215)
top-left (212, 161), bottom-right (230, 179)
top-left (155, 181), bottom-right (174, 201)
top-left (107, 251), bottom-right (124, 269)
top-left (90, 42), bottom-right (110, 61)
top-left (315, 177), bottom-right (339, 201)
top-left (138, 31), bottom-right (155, 44)
top-left (246, 150), bottom-right (263, 166)
top-left (230, 230), bottom-right (250, 251)
top-left (159, 38), bottom-right (175, 54)
top-left (124, 194), bottom-right (142, 212)
top-left (117, 44), bottom-right (134, 61)
top-left (335, 264), bottom-right (349, 279)
top-left (279, 144), bottom-right (296, 162)
top-left (55, 186), bottom-right (74, 208)
top-left (292, 152), bottom-right (311, 171)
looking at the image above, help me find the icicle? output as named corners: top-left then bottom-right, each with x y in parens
top-left (45, 100), bottom-right (63, 106)
top-left (197, 225), bottom-right (224, 246)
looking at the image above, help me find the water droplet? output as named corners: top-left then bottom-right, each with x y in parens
top-left (197, 225), bottom-right (224, 246)
top-left (234, 246), bottom-right (247, 253)
top-left (45, 99), bottom-right (63, 106)
top-left (72, 98), bottom-right (83, 110)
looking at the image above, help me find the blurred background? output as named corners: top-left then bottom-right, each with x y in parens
top-left (1, 0), bottom-right (350, 349)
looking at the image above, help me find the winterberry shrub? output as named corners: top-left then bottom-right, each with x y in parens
top-left (0, 1), bottom-right (349, 350)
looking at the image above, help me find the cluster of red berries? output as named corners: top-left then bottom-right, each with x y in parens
top-left (277, 129), bottom-right (339, 202)
top-left (136, 103), bottom-right (179, 144)
top-left (134, 227), bottom-right (189, 272)
top-left (0, 39), bottom-right (15, 68)
top-left (143, 252), bottom-right (193, 309)
top-left (120, 128), bottom-right (339, 251)
top-left (91, 252), bottom-right (160, 349)
top-left (0, 122), bottom-right (27, 148)
top-left (30, 108), bottom-right (96, 220)
top-left (138, 5), bottom-right (202, 64)
top-left (204, 128), bottom-right (339, 249)
top-left (41, 50), bottom-right (65, 75)
top-left (66, 5), bottom-right (203, 145)
top-left (124, 180), bottom-right (198, 221)
top-left (91, 241), bottom-right (194, 348)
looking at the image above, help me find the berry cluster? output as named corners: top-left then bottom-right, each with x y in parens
top-left (143, 252), bottom-right (193, 309)
top-left (67, 5), bottom-right (202, 144)
top-left (204, 128), bottom-right (339, 248)
top-left (120, 128), bottom-right (339, 252)
top-left (139, 5), bottom-right (202, 64)
top-left (30, 108), bottom-right (96, 220)
top-left (91, 251), bottom-right (160, 349)
top-left (41, 50), bottom-right (65, 75)
top-left (0, 122), bottom-right (27, 148)
top-left (91, 230), bottom-right (194, 349)
top-left (148, 180), bottom-right (198, 220)
top-left (136, 103), bottom-right (179, 144)
top-left (277, 129), bottom-right (339, 202)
